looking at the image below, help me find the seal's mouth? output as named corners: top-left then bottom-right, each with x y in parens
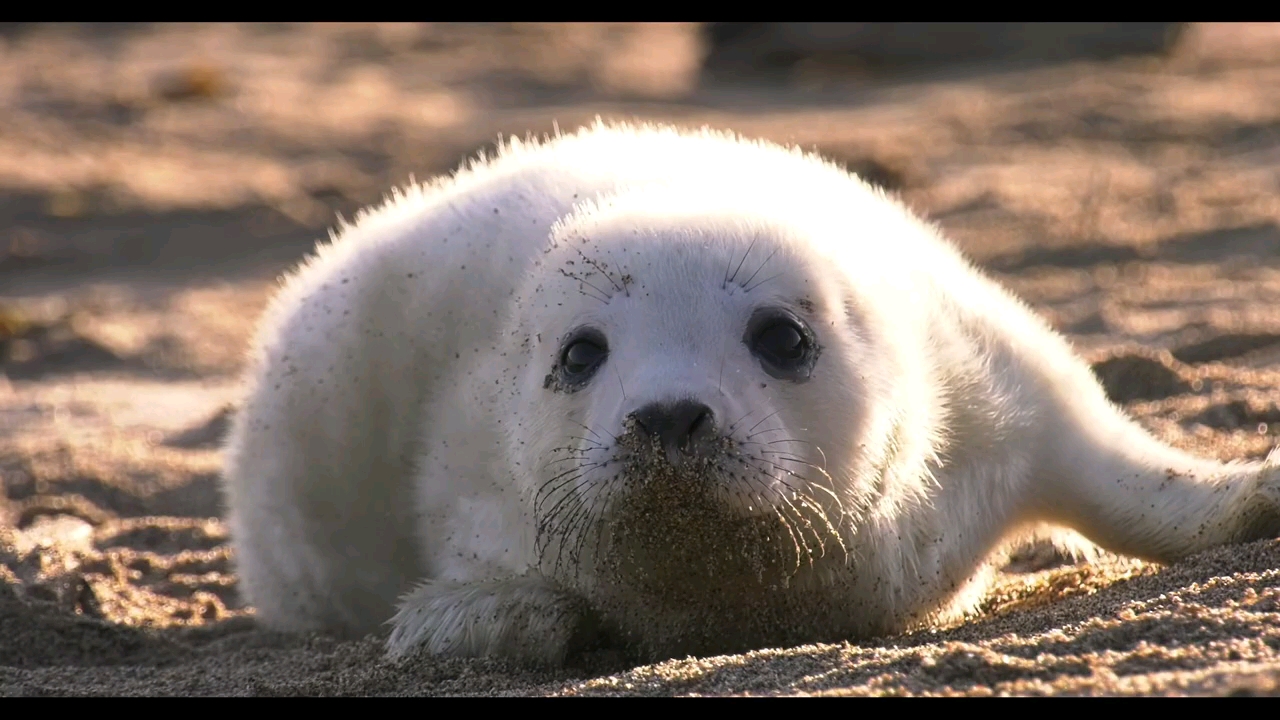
top-left (534, 420), bottom-right (848, 591)
top-left (600, 475), bottom-right (833, 594)
top-left (609, 419), bottom-right (772, 520)
top-left (602, 428), bottom-right (846, 589)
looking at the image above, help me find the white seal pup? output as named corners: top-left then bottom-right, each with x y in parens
top-left (222, 121), bottom-right (1280, 664)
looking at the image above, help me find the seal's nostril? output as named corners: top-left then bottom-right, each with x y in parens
top-left (690, 411), bottom-right (708, 435)
top-left (632, 400), bottom-right (717, 466)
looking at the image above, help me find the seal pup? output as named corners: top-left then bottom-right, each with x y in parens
top-left (222, 121), bottom-right (1280, 664)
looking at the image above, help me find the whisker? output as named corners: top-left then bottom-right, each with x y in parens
top-left (578, 417), bottom-right (622, 440)
top-left (573, 246), bottom-right (624, 294)
top-left (776, 491), bottom-right (825, 560)
top-left (727, 407), bottom-right (757, 434)
top-left (570, 421), bottom-right (604, 441)
top-left (739, 248), bottom-right (778, 290)
top-left (541, 455), bottom-right (592, 471)
top-left (751, 453), bottom-right (847, 522)
top-left (754, 462), bottom-right (843, 561)
top-left (771, 506), bottom-right (804, 573)
top-left (558, 269), bottom-right (613, 304)
top-left (748, 410), bottom-right (782, 434)
top-left (612, 259), bottom-right (630, 297)
top-left (549, 496), bottom-right (589, 575)
top-left (745, 272), bottom-right (786, 293)
top-left (718, 335), bottom-right (728, 396)
top-left (536, 468), bottom-right (597, 517)
top-left (727, 234), bottom-right (760, 287)
top-left (740, 465), bottom-right (815, 567)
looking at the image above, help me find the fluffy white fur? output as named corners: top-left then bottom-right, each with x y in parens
top-left (223, 121), bottom-right (1280, 665)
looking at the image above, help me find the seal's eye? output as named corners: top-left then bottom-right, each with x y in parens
top-left (746, 310), bottom-right (819, 381)
top-left (757, 322), bottom-right (805, 363)
top-left (560, 332), bottom-right (608, 383)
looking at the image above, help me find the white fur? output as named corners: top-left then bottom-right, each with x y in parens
top-left (222, 121), bottom-right (1280, 663)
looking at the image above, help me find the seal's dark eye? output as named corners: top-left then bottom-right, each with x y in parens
top-left (746, 310), bottom-right (819, 382)
top-left (560, 333), bottom-right (608, 382)
top-left (757, 323), bottom-right (805, 362)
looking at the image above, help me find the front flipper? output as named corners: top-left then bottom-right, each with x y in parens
top-left (386, 574), bottom-right (597, 666)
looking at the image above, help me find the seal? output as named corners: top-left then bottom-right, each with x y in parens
top-left (222, 121), bottom-right (1280, 665)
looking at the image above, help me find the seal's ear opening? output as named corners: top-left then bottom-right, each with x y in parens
top-left (744, 308), bottom-right (819, 382)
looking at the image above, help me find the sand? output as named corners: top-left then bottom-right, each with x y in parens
top-left (3, 23), bottom-right (1280, 695)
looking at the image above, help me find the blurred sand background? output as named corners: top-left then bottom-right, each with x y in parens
top-left (3, 22), bottom-right (1280, 695)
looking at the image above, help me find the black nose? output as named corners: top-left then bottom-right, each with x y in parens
top-left (631, 400), bottom-right (717, 467)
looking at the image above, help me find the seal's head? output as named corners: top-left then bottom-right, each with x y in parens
top-left (501, 181), bottom-right (928, 648)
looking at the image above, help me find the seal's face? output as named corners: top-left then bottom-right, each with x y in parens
top-left (506, 204), bottom-right (884, 604)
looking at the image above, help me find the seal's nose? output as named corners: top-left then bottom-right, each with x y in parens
top-left (631, 400), bottom-right (717, 467)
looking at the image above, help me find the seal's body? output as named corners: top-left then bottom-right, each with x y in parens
top-left (223, 122), bottom-right (1280, 664)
